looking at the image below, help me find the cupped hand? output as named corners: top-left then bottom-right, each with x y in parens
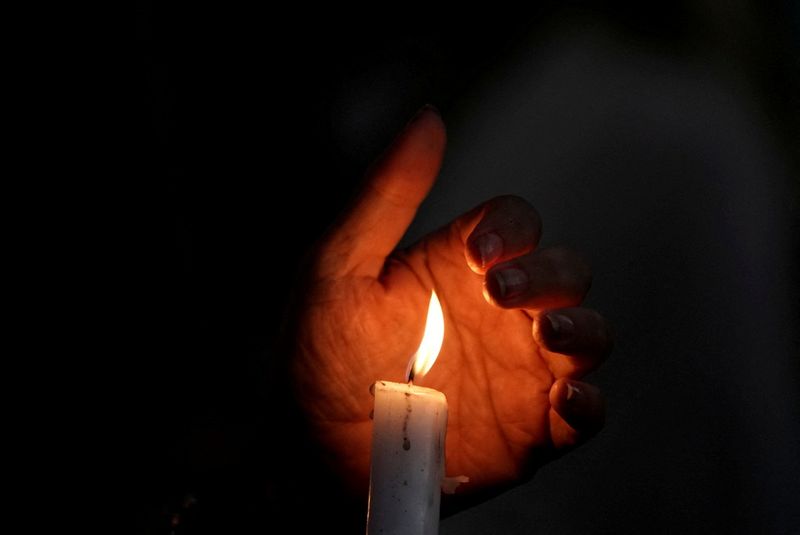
top-left (291, 107), bottom-right (612, 503)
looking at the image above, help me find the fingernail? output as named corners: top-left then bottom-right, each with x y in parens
top-left (565, 381), bottom-right (582, 403)
top-left (553, 380), bottom-right (605, 433)
top-left (544, 312), bottom-right (575, 342)
top-left (490, 266), bottom-right (528, 300)
top-left (472, 232), bottom-right (503, 268)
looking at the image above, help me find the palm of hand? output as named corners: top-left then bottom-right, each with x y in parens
top-left (294, 222), bottom-right (554, 495)
top-left (291, 108), bottom-right (606, 506)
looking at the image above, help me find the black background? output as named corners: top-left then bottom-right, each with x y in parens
top-left (134, 2), bottom-right (799, 533)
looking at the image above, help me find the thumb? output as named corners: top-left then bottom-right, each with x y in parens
top-left (318, 106), bottom-right (446, 279)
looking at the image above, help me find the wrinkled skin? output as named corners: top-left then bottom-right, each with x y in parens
top-left (291, 108), bottom-right (610, 504)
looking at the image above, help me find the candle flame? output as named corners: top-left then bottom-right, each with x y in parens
top-left (405, 290), bottom-right (444, 382)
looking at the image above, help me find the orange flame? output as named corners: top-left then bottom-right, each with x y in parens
top-left (405, 290), bottom-right (444, 382)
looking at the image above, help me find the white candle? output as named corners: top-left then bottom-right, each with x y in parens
top-left (367, 381), bottom-right (447, 534)
top-left (367, 291), bottom-right (448, 535)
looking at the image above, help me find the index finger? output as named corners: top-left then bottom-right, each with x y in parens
top-left (462, 195), bottom-right (542, 274)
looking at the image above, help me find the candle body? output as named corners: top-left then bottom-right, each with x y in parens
top-left (367, 380), bottom-right (448, 535)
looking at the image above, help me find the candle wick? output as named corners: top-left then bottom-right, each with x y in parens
top-left (407, 368), bottom-right (415, 384)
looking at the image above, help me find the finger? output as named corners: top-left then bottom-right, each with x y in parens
top-left (318, 106), bottom-right (446, 279)
top-left (548, 378), bottom-right (605, 450)
top-left (483, 246), bottom-right (591, 310)
top-left (534, 308), bottom-right (614, 379)
top-left (463, 195), bottom-right (542, 274)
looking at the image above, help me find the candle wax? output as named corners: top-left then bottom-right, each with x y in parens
top-left (367, 380), bottom-right (448, 535)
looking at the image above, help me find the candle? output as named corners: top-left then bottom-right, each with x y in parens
top-left (367, 291), bottom-right (448, 535)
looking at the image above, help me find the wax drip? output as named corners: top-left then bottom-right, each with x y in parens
top-left (402, 389), bottom-right (412, 450)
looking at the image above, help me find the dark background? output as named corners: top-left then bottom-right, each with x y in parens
top-left (134, 2), bottom-right (799, 533)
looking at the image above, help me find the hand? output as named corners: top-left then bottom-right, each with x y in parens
top-left (291, 107), bottom-right (612, 505)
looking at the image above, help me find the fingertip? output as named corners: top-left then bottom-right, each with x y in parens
top-left (466, 232), bottom-right (504, 274)
top-left (550, 379), bottom-right (605, 435)
top-left (410, 104), bottom-right (446, 149)
top-left (483, 263), bottom-right (529, 307)
top-left (537, 307), bottom-right (613, 360)
top-left (538, 311), bottom-right (576, 349)
top-left (463, 195), bottom-right (541, 274)
top-left (368, 104), bottom-right (446, 198)
top-left (482, 247), bottom-right (592, 310)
